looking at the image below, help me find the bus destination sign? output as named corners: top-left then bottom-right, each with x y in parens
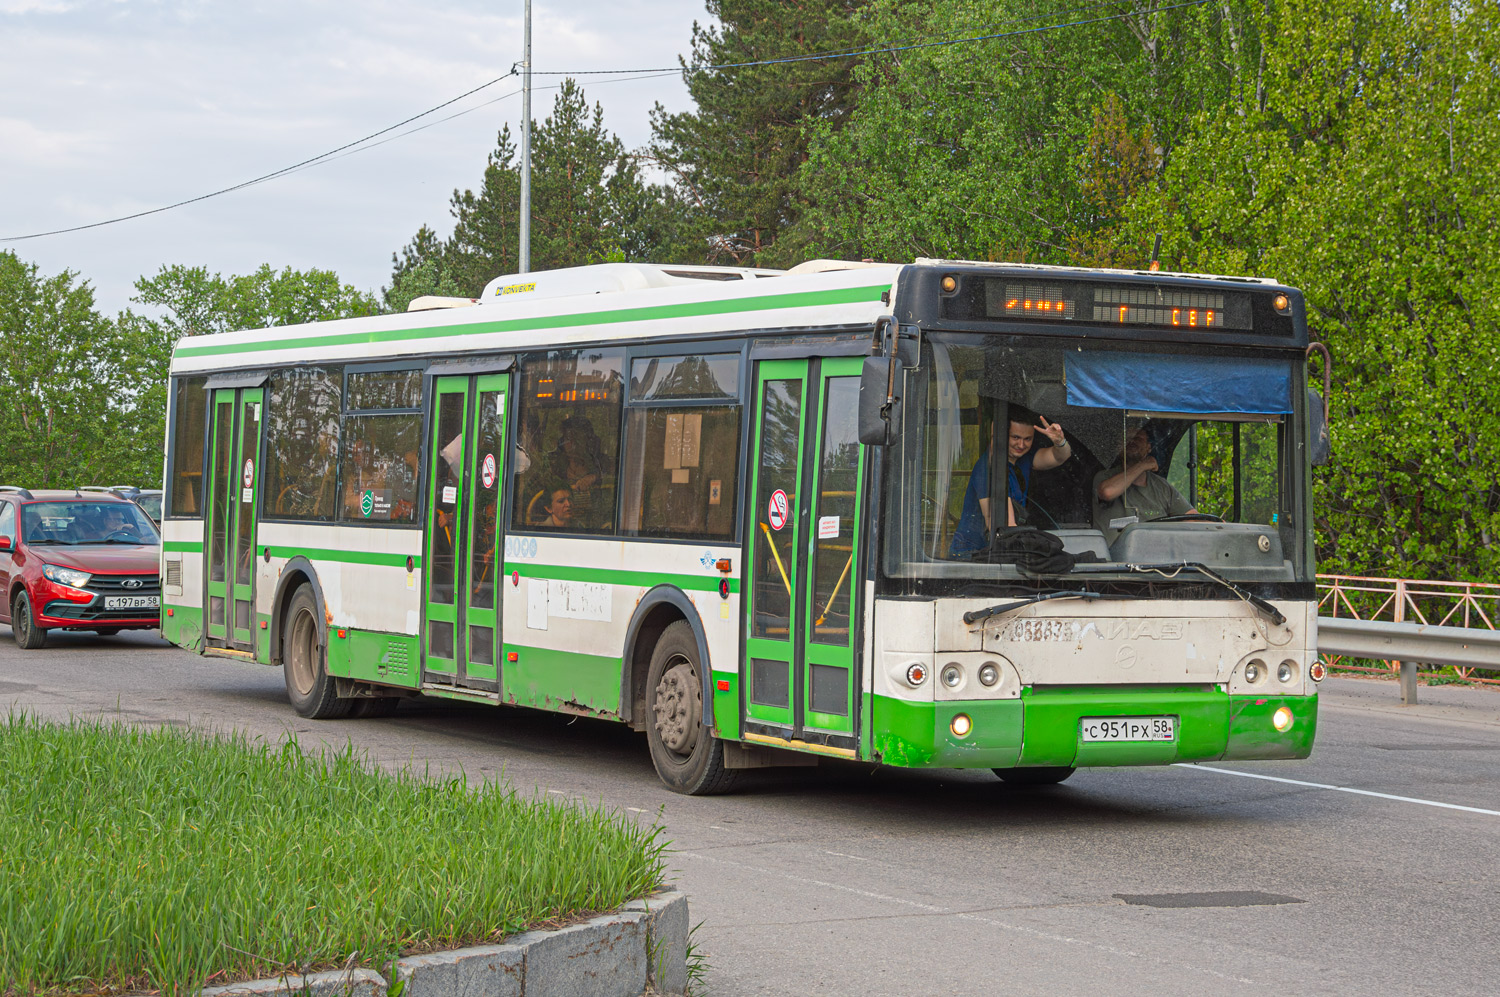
top-left (968, 278), bottom-right (1256, 332)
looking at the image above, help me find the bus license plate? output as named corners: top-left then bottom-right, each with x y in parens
top-left (104, 596), bottom-right (159, 610)
top-left (1080, 716), bottom-right (1176, 742)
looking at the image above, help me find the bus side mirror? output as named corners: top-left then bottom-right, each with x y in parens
top-left (1308, 388), bottom-right (1330, 467)
top-left (858, 356), bottom-right (902, 446)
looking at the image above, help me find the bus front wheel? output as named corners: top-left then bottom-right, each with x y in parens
top-left (645, 621), bottom-right (737, 795)
top-left (282, 585), bottom-right (350, 720)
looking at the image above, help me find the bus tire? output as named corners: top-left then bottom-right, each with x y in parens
top-left (282, 585), bottom-right (350, 720)
top-left (994, 766), bottom-right (1075, 786)
top-left (645, 621), bottom-right (737, 795)
top-left (11, 591), bottom-right (46, 649)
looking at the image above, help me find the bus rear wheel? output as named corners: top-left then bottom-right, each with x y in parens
top-left (282, 585), bottom-right (350, 720)
top-left (994, 766), bottom-right (1075, 786)
top-left (645, 621), bottom-right (737, 795)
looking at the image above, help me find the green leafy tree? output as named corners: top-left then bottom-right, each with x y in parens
top-left (394, 80), bottom-right (685, 296)
top-left (793, 0), bottom-right (1257, 264)
top-left (0, 252), bottom-right (142, 487)
top-left (649, 0), bottom-right (873, 266)
top-left (1129, 0), bottom-right (1500, 580)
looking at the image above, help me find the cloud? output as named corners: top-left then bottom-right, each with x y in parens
top-left (0, 0), bottom-right (72, 13)
top-left (0, 0), bottom-right (711, 315)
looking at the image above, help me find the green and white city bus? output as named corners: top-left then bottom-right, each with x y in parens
top-left (160, 258), bottom-right (1325, 793)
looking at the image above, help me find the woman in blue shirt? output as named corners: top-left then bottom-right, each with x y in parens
top-left (950, 411), bottom-right (1073, 556)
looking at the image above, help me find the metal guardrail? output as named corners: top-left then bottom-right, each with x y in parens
top-left (1316, 573), bottom-right (1499, 704)
top-left (1317, 617), bottom-right (1500, 670)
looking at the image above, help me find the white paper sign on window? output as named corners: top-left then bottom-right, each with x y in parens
top-left (818, 515), bottom-right (840, 539)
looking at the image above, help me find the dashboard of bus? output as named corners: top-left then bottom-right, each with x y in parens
top-left (880, 332), bottom-right (1314, 592)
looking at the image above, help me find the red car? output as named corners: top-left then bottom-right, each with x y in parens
top-left (0, 487), bottom-right (161, 649)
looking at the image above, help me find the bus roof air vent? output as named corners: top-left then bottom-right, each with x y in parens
top-left (478, 262), bottom-right (783, 305)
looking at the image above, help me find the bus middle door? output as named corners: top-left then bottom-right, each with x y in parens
top-left (422, 373), bottom-right (508, 694)
top-left (743, 358), bottom-right (867, 751)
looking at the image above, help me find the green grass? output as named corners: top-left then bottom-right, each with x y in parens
top-left (0, 714), bottom-right (667, 996)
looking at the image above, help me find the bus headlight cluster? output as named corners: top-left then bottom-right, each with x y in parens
top-left (941, 664), bottom-right (963, 689)
top-left (978, 662), bottom-right (1000, 687)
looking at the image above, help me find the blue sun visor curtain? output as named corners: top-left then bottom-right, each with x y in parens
top-left (1065, 351), bottom-right (1293, 415)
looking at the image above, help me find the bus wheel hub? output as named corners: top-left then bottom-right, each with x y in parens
top-left (654, 660), bottom-right (700, 754)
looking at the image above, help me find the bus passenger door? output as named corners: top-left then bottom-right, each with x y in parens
top-left (204, 386), bottom-right (263, 651)
top-left (743, 358), bottom-right (867, 748)
top-left (421, 374), bottom-right (507, 693)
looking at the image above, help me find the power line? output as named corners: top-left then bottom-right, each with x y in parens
top-left (1, 70), bottom-right (518, 243)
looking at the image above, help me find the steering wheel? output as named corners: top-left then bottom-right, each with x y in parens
top-left (1146, 512), bottom-right (1224, 524)
top-left (104, 529), bottom-right (140, 542)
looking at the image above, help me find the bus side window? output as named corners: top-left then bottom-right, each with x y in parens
top-left (511, 349), bottom-right (624, 533)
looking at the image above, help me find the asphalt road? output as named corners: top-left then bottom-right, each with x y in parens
top-left (3, 628), bottom-right (1497, 996)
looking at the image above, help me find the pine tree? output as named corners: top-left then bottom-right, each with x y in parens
top-left (649, 0), bottom-right (873, 266)
top-left (392, 80), bottom-right (682, 296)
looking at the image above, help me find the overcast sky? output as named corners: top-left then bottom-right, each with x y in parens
top-left (1, 0), bottom-right (711, 316)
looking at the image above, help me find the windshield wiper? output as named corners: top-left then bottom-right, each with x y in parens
top-left (24, 538), bottom-right (76, 545)
top-left (963, 590), bottom-right (1105, 625)
top-left (1119, 561), bottom-right (1286, 626)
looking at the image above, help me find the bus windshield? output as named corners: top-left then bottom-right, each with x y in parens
top-left (884, 333), bottom-right (1309, 586)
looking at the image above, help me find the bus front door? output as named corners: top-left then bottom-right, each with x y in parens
top-left (743, 358), bottom-right (867, 749)
top-left (204, 386), bottom-right (264, 651)
top-left (422, 374), bottom-right (508, 693)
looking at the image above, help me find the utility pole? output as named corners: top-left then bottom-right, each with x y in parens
top-left (519, 0), bottom-right (532, 274)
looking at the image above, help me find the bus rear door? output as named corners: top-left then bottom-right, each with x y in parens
top-left (204, 386), bottom-right (263, 652)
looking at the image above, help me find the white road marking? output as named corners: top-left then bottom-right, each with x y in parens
top-left (1175, 763), bottom-right (1500, 816)
top-left (682, 851), bottom-right (1260, 986)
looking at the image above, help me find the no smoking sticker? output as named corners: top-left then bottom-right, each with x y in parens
top-left (767, 489), bottom-right (789, 531)
top-left (481, 452), bottom-right (497, 489)
top-left (242, 458), bottom-right (254, 488)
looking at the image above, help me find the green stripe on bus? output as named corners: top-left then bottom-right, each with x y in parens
top-left (264, 546), bottom-right (421, 569)
top-left (174, 284), bottom-right (891, 359)
top-left (163, 540), bottom-right (203, 553)
top-left (505, 561), bottom-right (740, 594)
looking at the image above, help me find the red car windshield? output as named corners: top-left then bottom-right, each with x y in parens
top-left (22, 502), bottom-right (160, 545)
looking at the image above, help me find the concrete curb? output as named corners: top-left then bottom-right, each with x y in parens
top-left (200, 891), bottom-right (689, 997)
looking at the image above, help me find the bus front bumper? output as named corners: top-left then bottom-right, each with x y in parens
top-left (871, 686), bottom-right (1318, 770)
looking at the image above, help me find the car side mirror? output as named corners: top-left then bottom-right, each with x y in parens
top-left (0, 536), bottom-right (11, 551)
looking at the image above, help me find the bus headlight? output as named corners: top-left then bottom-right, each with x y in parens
top-left (1277, 660), bottom-right (1298, 685)
top-left (978, 662), bottom-right (1000, 687)
top-left (1273, 706), bottom-right (1294, 731)
top-left (906, 663), bottom-right (928, 687)
top-left (1243, 659), bottom-right (1266, 685)
top-left (950, 713), bottom-right (973, 737)
top-left (941, 663), bottom-right (963, 689)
